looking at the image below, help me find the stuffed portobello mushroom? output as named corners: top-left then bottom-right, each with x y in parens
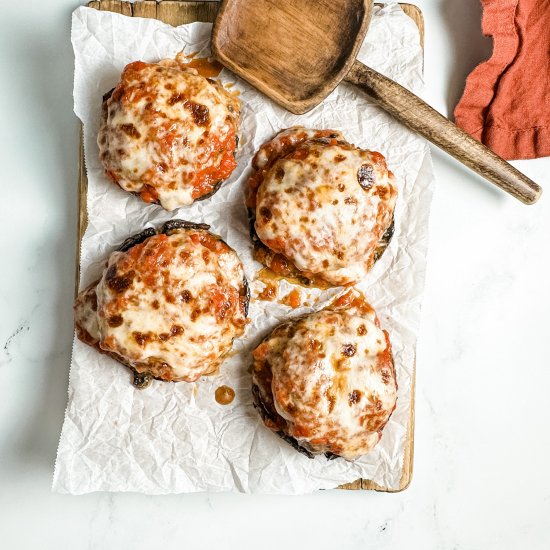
top-left (247, 127), bottom-right (397, 287)
top-left (98, 54), bottom-right (240, 210)
top-left (252, 290), bottom-right (397, 460)
top-left (74, 221), bottom-right (249, 388)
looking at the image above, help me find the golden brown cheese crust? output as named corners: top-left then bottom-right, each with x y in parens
top-left (252, 291), bottom-right (397, 460)
top-left (248, 127), bottom-right (397, 286)
top-left (74, 226), bottom-right (248, 384)
top-left (98, 54), bottom-right (240, 210)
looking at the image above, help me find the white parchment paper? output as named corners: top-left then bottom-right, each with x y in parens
top-left (53, 4), bottom-right (434, 494)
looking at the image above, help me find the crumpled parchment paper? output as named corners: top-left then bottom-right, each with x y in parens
top-left (53, 3), bottom-right (434, 494)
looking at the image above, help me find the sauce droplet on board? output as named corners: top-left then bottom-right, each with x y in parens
top-left (215, 385), bottom-right (235, 405)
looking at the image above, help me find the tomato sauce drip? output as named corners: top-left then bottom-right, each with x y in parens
top-left (179, 57), bottom-right (223, 78)
top-left (282, 289), bottom-right (301, 309)
top-left (140, 184), bottom-right (159, 204)
top-left (258, 282), bottom-right (278, 301)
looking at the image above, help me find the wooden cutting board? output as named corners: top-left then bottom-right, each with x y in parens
top-left (79, 0), bottom-right (424, 492)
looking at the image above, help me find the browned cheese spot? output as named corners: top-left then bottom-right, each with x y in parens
top-left (167, 93), bottom-right (210, 125)
top-left (191, 308), bottom-right (201, 321)
top-left (120, 123), bottom-right (141, 139)
top-left (167, 92), bottom-right (186, 105)
top-left (334, 154), bottom-right (347, 162)
top-left (357, 324), bottom-right (367, 336)
top-left (341, 343), bottom-right (357, 357)
top-left (348, 389), bottom-right (362, 405)
top-left (187, 102), bottom-right (210, 126)
top-left (357, 163), bottom-right (376, 190)
top-left (152, 299), bottom-right (160, 310)
top-left (107, 315), bottom-right (123, 328)
top-left (259, 206), bottom-right (272, 221)
top-left (105, 266), bottom-right (135, 293)
top-left (307, 339), bottom-right (323, 352)
top-left (133, 331), bottom-right (150, 346)
top-left (374, 186), bottom-right (389, 199)
top-left (180, 290), bottom-right (192, 303)
top-left (344, 196), bottom-right (357, 205)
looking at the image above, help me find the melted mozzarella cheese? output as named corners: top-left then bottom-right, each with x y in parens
top-left (74, 230), bottom-right (247, 383)
top-left (98, 54), bottom-right (240, 211)
top-left (252, 294), bottom-right (397, 460)
top-left (253, 127), bottom-right (397, 285)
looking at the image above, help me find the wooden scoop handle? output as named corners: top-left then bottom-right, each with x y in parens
top-left (346, 60), bottom-right (542, 205)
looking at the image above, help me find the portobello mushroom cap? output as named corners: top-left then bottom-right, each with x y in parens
top-left (251, 290), bottom-right (397, 460)
top-left (247, 127), bottom-right (397, 287)
top-left (98, 54), bottom-right (240, 211)
top-left (74, 221), bottom-right (249, 388)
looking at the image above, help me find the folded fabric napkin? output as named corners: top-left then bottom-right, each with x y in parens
top-left (454, 0), bottom-right (550, 160)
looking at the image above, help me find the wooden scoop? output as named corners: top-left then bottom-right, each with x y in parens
top-left (211, 0), bottom-right (542, 204)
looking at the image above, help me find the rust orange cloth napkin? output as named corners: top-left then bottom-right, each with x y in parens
top-left (454, 0), bottom-right (550, 160)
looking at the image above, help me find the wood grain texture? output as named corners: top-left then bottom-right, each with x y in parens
top-left (347, 61), bottom-right (541, 204)
top-left (79, 0), bottom-right (424, 492)
top-left (212, 0), bottom-right (373, 114)
top-left (133, 0), bottom-right (157, 18)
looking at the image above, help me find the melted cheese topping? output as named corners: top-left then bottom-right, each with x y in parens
top-left (250, 127), bottom-right (397, 285)
top-left (98, 54), bottom-right (240, 211)
top-left (74, 229), bottom-right (247, 382)
top-left (252, 292), bottom-right (397, 460)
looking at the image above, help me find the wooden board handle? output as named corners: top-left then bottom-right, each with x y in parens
top-left (346, 60), bottom-right (542, 205)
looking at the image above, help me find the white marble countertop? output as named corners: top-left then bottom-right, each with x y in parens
top-left (1, 1), bottom-right (548, 548)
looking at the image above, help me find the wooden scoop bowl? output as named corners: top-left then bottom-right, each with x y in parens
top-left (211, 0), bottom-right (542, 204)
